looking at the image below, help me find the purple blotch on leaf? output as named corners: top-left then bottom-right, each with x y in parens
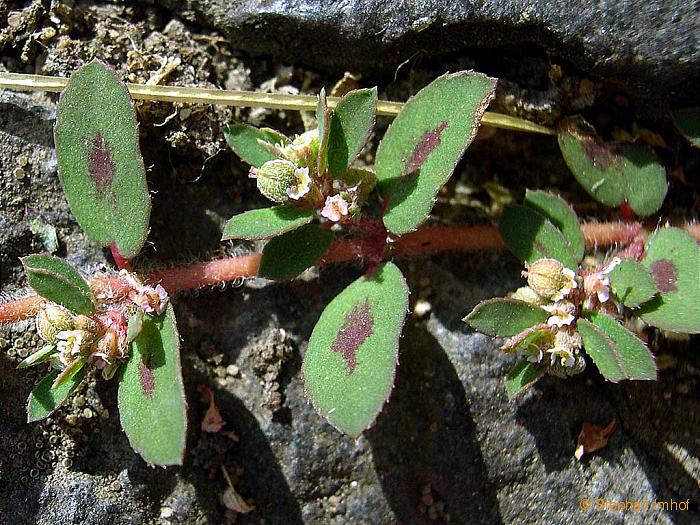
top-left (139, 360), bottom-right (155, 397)
top-left (331, 301), bottom-right (374, 373)
top-left (580, 138), bottom-right (618, 170)
top-left (650, 259), bottom-right (677, 293)
top-left (88, 131), bottom-right (116, 195)
top-left (404, 120), bottom-right (448, 176)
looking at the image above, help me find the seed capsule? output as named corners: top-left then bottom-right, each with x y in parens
top-left (524, 258), bottom-right (577, 300)
top-left (254, 160), bottom-right (299, 203)
top-left (35, 305), bottom-right (74, 343)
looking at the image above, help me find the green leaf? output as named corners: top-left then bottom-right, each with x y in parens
top-left (463, 298), bottom-right (549, 337)
top-left (524, 190), bottom-right (584, 262)
top-left (223, 123), bottom-right (287, 167)
top-left (672, 108), bottom-right (700, 147)
top-left (376, 71), bottom-right (497, 235)
top-left (506, 360), bottom-right (545, 399)
top-left (222, 206), bottom-right (315, 241)
top-left (18, 344), bottom-right (56, 369)
top-left (558, 118), bottom-right (667, 216)
top-left (499, 205), bottom-right (578, 269)
top-left (608, 259), bottom-right (657, 308)
top-left (52, 356), bottom-right (87, 389)
top-left (303, 262), bottom-right (409, 436)
top-left (638, 228), bottom-right (700, 333)
top-left (118, 304), bottom-right (187, 466)
top-left (580, 312), bottom-right (657, 381)
top-left (22, 254), bottom-right (95, 314)
top-left (54, 60), bottom-right (151, 258)
top-left (258, 224), bottom-right (334, 280)
top-left (326, 88), bottom-right (377, 178)
top-left (316, 88), bottom-right (330, 175)
top-left (27, 367), bottom-right (87, 423)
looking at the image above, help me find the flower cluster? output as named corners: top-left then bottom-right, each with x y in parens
top-left (249, 128), bottom-right (376, 224)
top-left (505, 257), bottom-right (617, 377)
top-left (31, 271), bottom-right (169, 380)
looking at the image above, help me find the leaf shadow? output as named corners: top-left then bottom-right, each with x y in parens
top-left (367, 319), bottom-right (504, 525)
top-left (184, 366), bottom-right (305, 525)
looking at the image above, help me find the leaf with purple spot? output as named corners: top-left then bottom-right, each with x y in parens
top-left (118, 304), bottom-right (187, 466)
top-left (558, 117), bottom-right (667, 217)
top-left (54, 60), bottom-right (151, 258)
top-left (302, 262), bottom-right (409, 436)
top-left (638, 228), bottom-right (700, 333)
top-left (376, 71), bottom-right (497, 235)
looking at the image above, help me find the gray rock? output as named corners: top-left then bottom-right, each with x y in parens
top-left (1, 32), bottom-right (699, 525)
top-left (159, 0), bottom-right (699, 102)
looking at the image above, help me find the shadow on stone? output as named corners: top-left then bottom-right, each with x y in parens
top-left (185, 365), bottom-right (304, 524)
top-left (368, 320), bottom-right (503, 525)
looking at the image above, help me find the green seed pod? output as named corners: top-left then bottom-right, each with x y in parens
top-left (256, 159), bottom-right (298, 203)
top-left (525, 258), bottom-right (577, 300)
top-left (35, 304), bottom-right (74, 343)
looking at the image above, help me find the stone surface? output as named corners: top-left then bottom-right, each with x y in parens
top-left (160, 0), bottom-right (699, 103)
top-left (1, 5), bottom-right (699, 524)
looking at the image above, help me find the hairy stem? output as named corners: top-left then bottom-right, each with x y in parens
top-left (1, 222), bottom-right (697, 325)
top-left (0, 71), bottom-right (554, 136)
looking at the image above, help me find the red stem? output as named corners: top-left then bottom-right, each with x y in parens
top-left (109, 243), bottom-right (133, 272)
top-left (2, 222), bottom-right (698, 325)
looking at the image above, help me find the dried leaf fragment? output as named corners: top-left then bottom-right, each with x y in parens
top-left (575, 418), bottom-right (617, 460)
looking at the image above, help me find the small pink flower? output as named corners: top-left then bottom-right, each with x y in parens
top-left (154, 284), bottom-right (169, 315)
top-left (321, 194), bottom-right (349, 222)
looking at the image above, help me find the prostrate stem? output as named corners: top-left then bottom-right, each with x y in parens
top-left (2, 221), bottom-right (697, 325)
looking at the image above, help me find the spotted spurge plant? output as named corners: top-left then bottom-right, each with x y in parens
top-left (16, 61), bottom-right (186, 466)
top-left (2, 60), bottom-right (698, 459)
top-left (465, 191), bottom-right (700, 398)
top-left (223, 71), bottom-right (498, 435)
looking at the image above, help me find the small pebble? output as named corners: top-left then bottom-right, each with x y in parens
top-left (74, 395), bottom-right (86, 407)
top-left (17, 155), bottom-right (29, 167)
top-left (226, 364), bottom-right (239, 376)
top-left (413, 299), bottom-right (432, 318)
top-left (82, 408), bottom-right (94, 419)
top-left (14, 167), bottom-right (26, 179)
top-left (7, 11), bottom-right (22, 28)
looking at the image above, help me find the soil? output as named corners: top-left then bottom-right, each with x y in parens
top-left (0, 2), bottom-right (698, 525)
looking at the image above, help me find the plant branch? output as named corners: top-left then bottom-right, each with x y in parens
top-left (0, 71), bottom-right (555, 136)
top-left (1, 221), bottom-right (697, 325)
